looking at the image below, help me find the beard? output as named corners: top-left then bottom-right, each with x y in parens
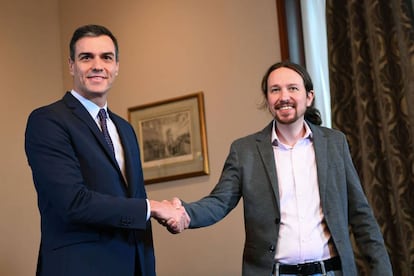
top-left (272, 100), bottom-right (297, 124)
top-left (271, 102), bottom-right (306, 125)
top-left (274, 112), bottom-right (300, 125)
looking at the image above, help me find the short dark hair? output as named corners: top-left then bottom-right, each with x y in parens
top-left (260, 61), bottom-right (322, 125)
top-left (69, 24), bottom-right (119, 61)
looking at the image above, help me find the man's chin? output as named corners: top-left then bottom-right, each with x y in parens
top-left (85, 88), bottom-right (109, 96)
top-left (274, 116), bottom-right (297, 125)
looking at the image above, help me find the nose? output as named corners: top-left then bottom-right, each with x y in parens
top-left (92, 67), bottom-right (103, 72)
top-left (279, 88), bottom-right (290, 100)
top-left (91, 58), bottom-right (104, 71)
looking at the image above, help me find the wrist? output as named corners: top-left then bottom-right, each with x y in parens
top-left (149, 200), bottom-right (160, 217)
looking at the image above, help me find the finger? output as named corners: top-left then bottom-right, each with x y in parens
top-left (167, 223), bottom-right (181, 234)
top-left (171, 197), bottom-right (182, 208)
top-left (161, 199), bottom-right (172, 205)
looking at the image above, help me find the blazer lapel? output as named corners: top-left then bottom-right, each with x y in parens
top-left (110, 112), bottom-right (137, 196)
top-left (309, 124), bottom-right (329, 207)
top-left (256, 122), bottom-right (281, 212)
top-left (63, 93), bottom-right (124, 179)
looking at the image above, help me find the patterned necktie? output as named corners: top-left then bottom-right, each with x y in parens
top-left (98, 109), bottom-right (115, 154)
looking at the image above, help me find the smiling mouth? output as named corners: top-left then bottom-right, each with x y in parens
top-left (278, 106), bottom-right (293, 110)
top-left (275, 104), bottom-right (295, 111)
top-left (88, 75), bottom-right (107, 79)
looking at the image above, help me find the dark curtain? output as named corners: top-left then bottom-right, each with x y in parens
top-left (326, 0), bottom-right (414, 275)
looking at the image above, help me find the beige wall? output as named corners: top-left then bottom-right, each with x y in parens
top-left (1, 0), bottom-right (280, 275)
top-left (0, 0), bottom-right (63, 275)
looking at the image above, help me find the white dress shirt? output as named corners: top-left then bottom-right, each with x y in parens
top-left (272, 121), bottom-right (333, 264)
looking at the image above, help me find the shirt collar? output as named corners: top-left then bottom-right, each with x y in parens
top-left (271, 120), bottom-right (313, 147)
top-left (71, 90), bottom-right (108, 119)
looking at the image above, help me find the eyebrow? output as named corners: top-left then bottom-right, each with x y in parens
top-left (269, 83), bottom-right (300, 87)
top-left (77, 52), bottom-right (115, 57)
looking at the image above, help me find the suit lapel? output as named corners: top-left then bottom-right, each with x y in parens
top-left (256, 122), bottom-right (281, 212)
top-left (63, 93), bottom-right (125, 184)
top-left (309, 124), bottom-right (329, 207)
top-left (110, 112), bottom-right (138, 196)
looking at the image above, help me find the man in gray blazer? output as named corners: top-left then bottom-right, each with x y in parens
top-left (169, 61), bottom-right (392, 275)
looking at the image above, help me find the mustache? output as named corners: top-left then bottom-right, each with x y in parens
top-left (273, 100), bottom-right (295, 110)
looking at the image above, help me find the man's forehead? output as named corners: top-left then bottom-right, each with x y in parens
top-left (75, 36), bottom-right (116, 55)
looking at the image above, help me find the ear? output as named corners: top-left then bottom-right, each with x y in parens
top-left (306, 90), bottom-right (315, 107)
top-left (115, 61), bottom-right (119, 76)
top-left (68, 58), bottom-right (74, 76)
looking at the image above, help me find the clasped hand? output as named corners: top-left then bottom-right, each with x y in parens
top-left (149, 197), bottom-right (190, 234)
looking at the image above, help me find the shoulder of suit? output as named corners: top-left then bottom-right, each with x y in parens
top-left (29, 96), bottom-right (67, 118)
top-left (230, 122), bottom-right (272, 147)
top-left (309, 123), bottom-right (347, 140)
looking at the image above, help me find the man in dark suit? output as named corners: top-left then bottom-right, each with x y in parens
top-left (25, 24), bottom-right (189, 276)
top-left (168, 61), bottom-right (392, 275)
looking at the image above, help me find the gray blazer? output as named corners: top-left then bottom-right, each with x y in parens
top-left (184, 121), bottom-right (392, 276)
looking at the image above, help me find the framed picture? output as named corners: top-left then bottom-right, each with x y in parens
top-left (128, 92), bottom-right (209, 184)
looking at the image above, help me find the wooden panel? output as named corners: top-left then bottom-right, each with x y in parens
top-left (275, 0), bottom-right (305, 65)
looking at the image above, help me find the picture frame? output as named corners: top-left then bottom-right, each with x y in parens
top-left (128, 92), bottom-right (209, 184)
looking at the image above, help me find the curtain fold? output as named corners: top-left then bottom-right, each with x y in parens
top-left (326, 0), bottom-right (414, 275)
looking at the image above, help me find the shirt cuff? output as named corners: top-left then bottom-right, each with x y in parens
top-left (146, 199), bottom-right (151, 221)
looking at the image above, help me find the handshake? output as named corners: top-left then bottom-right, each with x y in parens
top-left (149, 197), bottom-right (190, 234)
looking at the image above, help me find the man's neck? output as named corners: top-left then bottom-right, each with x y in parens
top-left (71, 89), bottom-right (107, 108)
top-left (275, 119), bottom-right (306, 147)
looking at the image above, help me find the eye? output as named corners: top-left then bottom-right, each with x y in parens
top-left (79, 55), bottom-right (92, 61)
top-left (288, 86), bottom-right (299, 92)
top-left (102, 54), bottom-right (115, 62)
top-left (269, 86), bottom-right (280, 93)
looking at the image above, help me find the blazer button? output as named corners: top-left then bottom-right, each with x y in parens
top-left (120, 216), bottom-right (132, 226)
top-left (275, 218), bottom-right (281, 224)
top-left (269, 245), bottom-right (275, 252)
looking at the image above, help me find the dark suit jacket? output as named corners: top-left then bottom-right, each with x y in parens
top-left (25, 92), bottom-right (156, 276)
top-left (184, 121), bottom-right (392, 276)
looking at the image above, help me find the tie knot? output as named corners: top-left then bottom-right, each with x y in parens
top-left (98, 109), bottom-right (108, 120)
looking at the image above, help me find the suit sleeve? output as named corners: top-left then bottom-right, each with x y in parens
top-left (184, 142), bottom-right (242, 228)
top-left (25, 107), bottom-right (148, 230)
